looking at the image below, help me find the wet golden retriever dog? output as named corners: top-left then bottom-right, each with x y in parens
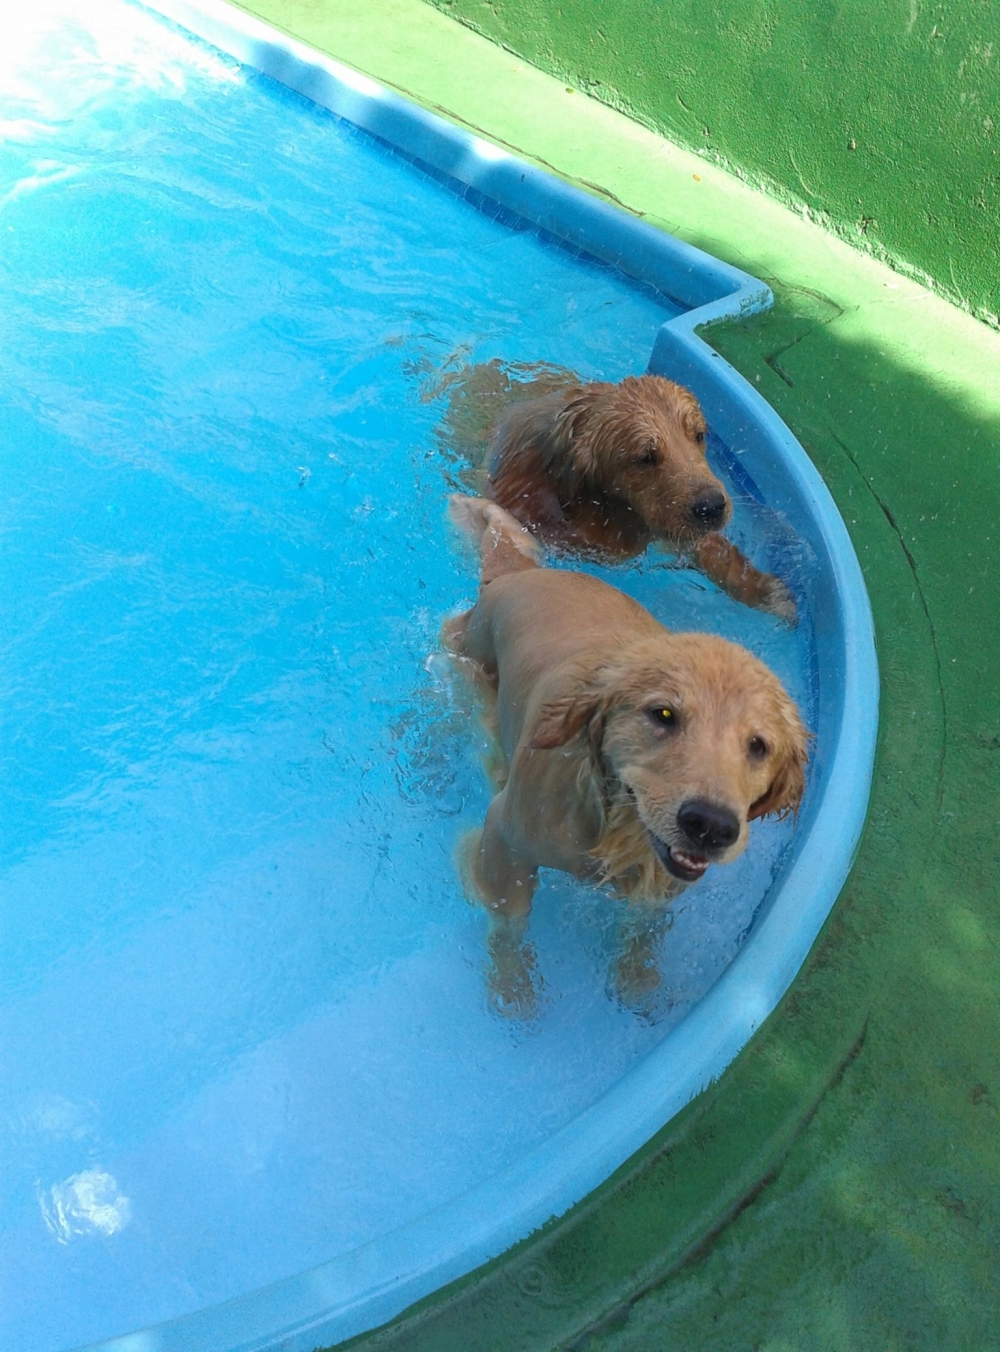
top-left (445, 495), bottom-right (808, 1016)
top-left (431, 360), bottom-right (795, 620)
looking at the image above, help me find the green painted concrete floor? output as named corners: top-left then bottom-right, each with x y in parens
top-left (224, 2), bottom-right (999, 1347)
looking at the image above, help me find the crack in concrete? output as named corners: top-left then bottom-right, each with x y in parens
top-left (561, 1018), bottom-right (870, 1351)
top-left (829, 431), bottom-right (948, 811)
top-left (761, 286), bottom-right (845, 387)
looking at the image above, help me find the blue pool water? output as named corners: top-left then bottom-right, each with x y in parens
top-left (0, 3), bottom-right (816, 1348)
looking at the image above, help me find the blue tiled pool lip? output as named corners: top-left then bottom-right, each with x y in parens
top-left (74, 4), bottom-right (879, 1349)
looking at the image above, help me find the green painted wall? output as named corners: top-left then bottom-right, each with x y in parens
top-left (425, 0), bottom-right (1000, 326)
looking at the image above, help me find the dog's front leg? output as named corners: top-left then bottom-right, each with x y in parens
top-left (485, 908), bottom-right (539, 1019)
top-left (608, 901), bottom-right (675, 1019)
top-left (463, 793), bottom-right (540, 1017)
top-left (689, 532), bottom-right (796, 621)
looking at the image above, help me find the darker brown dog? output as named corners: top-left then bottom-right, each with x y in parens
top-left (489, 372), bottom-right (795, 618)
top-left (446, 495), bottom-right (808, 1015)
top-left (431, 361), bottom-right (795, 619)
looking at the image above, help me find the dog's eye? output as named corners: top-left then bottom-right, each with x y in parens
top-left (633, 443), bottom-right (658, 468)
top-left (647, 706), bottom-right (677, 730)
top-left (748, 735), bottom-right (768, 759)
top-left (693, 430), bottom-right (706, 445)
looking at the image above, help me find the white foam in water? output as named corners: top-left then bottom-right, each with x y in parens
top-left (0, 2), bottom-right (816, 1348)
top-left (41, 1171), bottom-right (133, 1243)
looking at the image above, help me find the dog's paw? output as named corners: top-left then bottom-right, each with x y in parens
top-left (759, 573), bottom-right (798, 624)
top-left (608, 948), bottom-right (664, 1019)
top-left (487, 939), bottom-right (540, 1020)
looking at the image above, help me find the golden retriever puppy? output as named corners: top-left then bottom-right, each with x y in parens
top-left (489, 373), bottom-right (796, 618)
top-left (431, 360), bottom-right (795, 620)
top-left (446, 495), bottom-right (808, 1016)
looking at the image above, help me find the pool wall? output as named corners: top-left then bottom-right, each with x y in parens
top-left (45, 2), bottom-right (882, 1349)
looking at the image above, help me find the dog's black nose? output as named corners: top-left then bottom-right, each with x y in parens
top-left (677, 799), bottom-right (740, 852)
top-left (689, 490), bottom-right (728, 529)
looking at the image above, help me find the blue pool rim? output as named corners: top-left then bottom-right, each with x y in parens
top-left (77, 4), bottom-right (880, 1350)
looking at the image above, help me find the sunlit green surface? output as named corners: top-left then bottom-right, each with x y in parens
top-left (424, 0), bottom-right (1000, 330)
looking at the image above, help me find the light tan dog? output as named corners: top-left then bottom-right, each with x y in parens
top-left (432, 361), bottom-right (795, 620)
top-left (446, 495), bottom-right (808, 1015)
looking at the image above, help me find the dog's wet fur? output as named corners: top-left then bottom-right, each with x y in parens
top-left (430, 360), bottom-right (795, 620)
top-left (445, 495), bottom-right (809, 1017)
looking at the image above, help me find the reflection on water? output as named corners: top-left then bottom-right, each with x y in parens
top-left (41, 1171), bottom-right (132, 1244)
top-left (0, 2), bottom-right (815, 1348)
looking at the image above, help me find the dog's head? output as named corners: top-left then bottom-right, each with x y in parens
top-left (559, 375), bottom-right (730, 543)
top-left (530, 633), bottom-right (808, 886)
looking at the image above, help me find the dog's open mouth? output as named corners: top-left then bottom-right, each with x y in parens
top-left (650, 835), bottom-right (710, 883)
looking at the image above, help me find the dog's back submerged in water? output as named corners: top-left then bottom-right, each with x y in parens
top-left (432, 361), bottom-right (795, 620)
top-left (445, 494), bottom-right (809, 1016)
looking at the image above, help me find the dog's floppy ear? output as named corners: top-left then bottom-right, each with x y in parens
top-left (748, 725), bottom-right (809, 821)
top-left (553, 388), bottom-right (603, 481)
top-left (530, 690), bottom-right (607, 749)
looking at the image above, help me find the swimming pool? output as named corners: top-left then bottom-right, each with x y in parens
top-left (0, 3), bottom-right (876, 1349)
